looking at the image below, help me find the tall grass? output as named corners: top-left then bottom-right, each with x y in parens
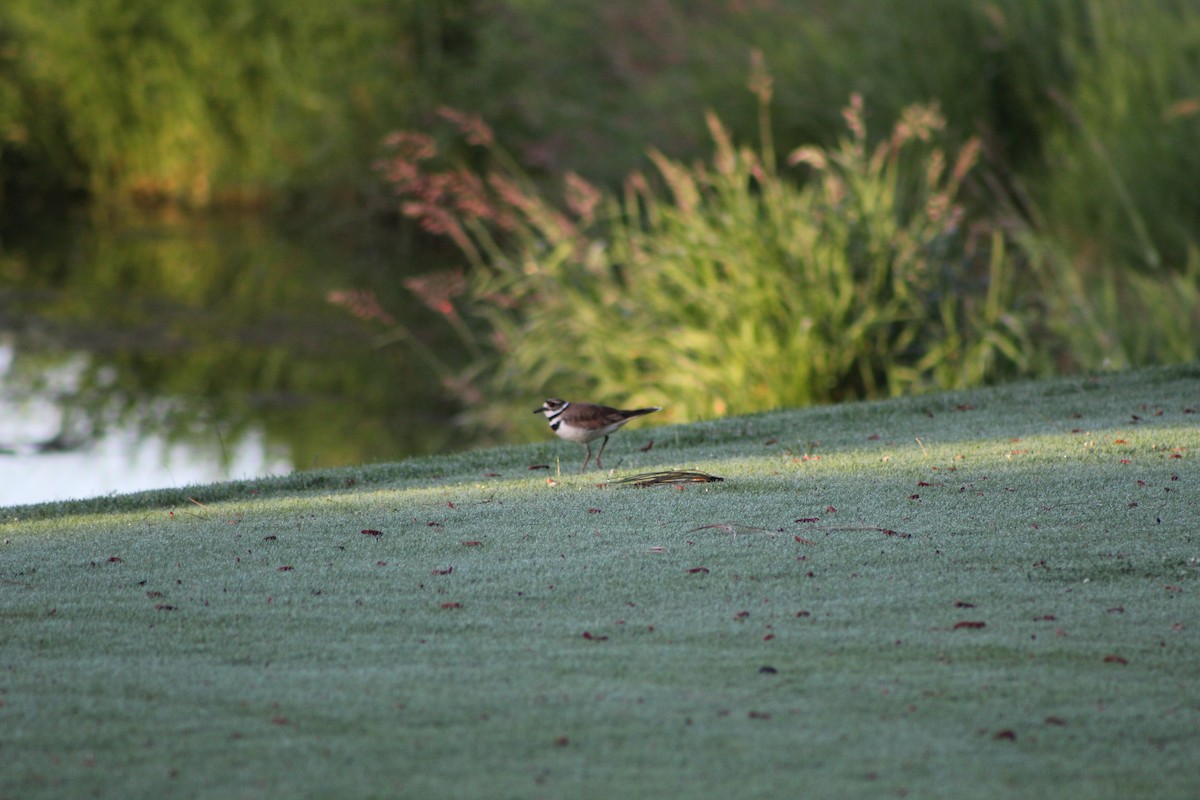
top-left (1031, 1), bottom-right (1200, 271)
top-left (997, 1), bottom-right (1200, 370)
top-left (375, 92), bottom-right (1033, 430)
top-left (1022, 235), bottom-right (1200, 371)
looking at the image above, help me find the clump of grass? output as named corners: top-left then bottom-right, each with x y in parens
top-left (374, 87), bottom-right (1033, 432)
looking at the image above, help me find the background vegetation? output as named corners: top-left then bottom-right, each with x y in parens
top-left (0, 0), bottom-right (478, 214)
top-left (3, 0), bottom-right (1199, 429)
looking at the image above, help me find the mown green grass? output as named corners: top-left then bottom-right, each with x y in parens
top-left (3, 365), bottom-right (1199, 798)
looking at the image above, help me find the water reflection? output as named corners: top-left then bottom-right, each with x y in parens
top-left (0, 365), bottom-right (291, 502)
top-left (0, 213), bottom-right (478, 507)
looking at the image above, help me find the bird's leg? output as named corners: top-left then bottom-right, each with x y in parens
top-left (595, 435), bottom-right (610, 470)
top-left (581, 442), bottom-right (593, 473)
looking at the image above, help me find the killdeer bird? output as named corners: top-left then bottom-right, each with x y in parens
top-left (533, 398), bottom-right (661, 472)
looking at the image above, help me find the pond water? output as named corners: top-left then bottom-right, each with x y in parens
top-left (0, 213), bottom-right (487, 508)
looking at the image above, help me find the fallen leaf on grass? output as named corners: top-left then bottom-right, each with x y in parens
top-left (361, 529), bottom-right (383, 537)
top-left (431, 566), bottom-right (454, 576)
top-left (277, 565), bottom-right (294, 571)
top-left (441, 602), bottom-right (462, 609)
top-left (582, 631), bottom-right (608, 641)
top-left (953, 621), bottom-right (986, 629)
top-left (993, 729), bottom-right (1017, 741)
top-left (462, 540), bottom-right (483, 547)
top-left (1103, 654), bottom-right (1128, 665)
top-left (687, 567), bottom-right (710, 574)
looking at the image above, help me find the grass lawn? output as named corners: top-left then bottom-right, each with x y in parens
top-left (3, 365), bottom-right (1199, 799)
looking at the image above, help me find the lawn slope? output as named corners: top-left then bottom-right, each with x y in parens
top-left (3, 365), bottom-right (1199, 799)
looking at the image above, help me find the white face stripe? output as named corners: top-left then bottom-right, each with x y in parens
top-left (546, 402), bottom-right (569, 422)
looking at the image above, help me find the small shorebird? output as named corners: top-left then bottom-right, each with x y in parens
top-left (533, 398), bottom-right (661, 472)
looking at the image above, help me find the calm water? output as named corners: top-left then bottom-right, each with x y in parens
top-left (0, 213), bottom-right (485, 507)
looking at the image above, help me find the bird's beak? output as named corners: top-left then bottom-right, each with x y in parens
top-left (532, 406), bottom-right (546, 414)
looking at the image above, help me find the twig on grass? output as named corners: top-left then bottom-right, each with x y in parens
top-left (688, 522), bottom-right (782, 537)
top-left (811, 525), bottom-right (913, 539)
top-left (609, 470), bottom-right (725, 488)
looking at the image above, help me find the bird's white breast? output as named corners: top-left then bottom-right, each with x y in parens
top-left (553, 420), bottom-right (619, 443)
